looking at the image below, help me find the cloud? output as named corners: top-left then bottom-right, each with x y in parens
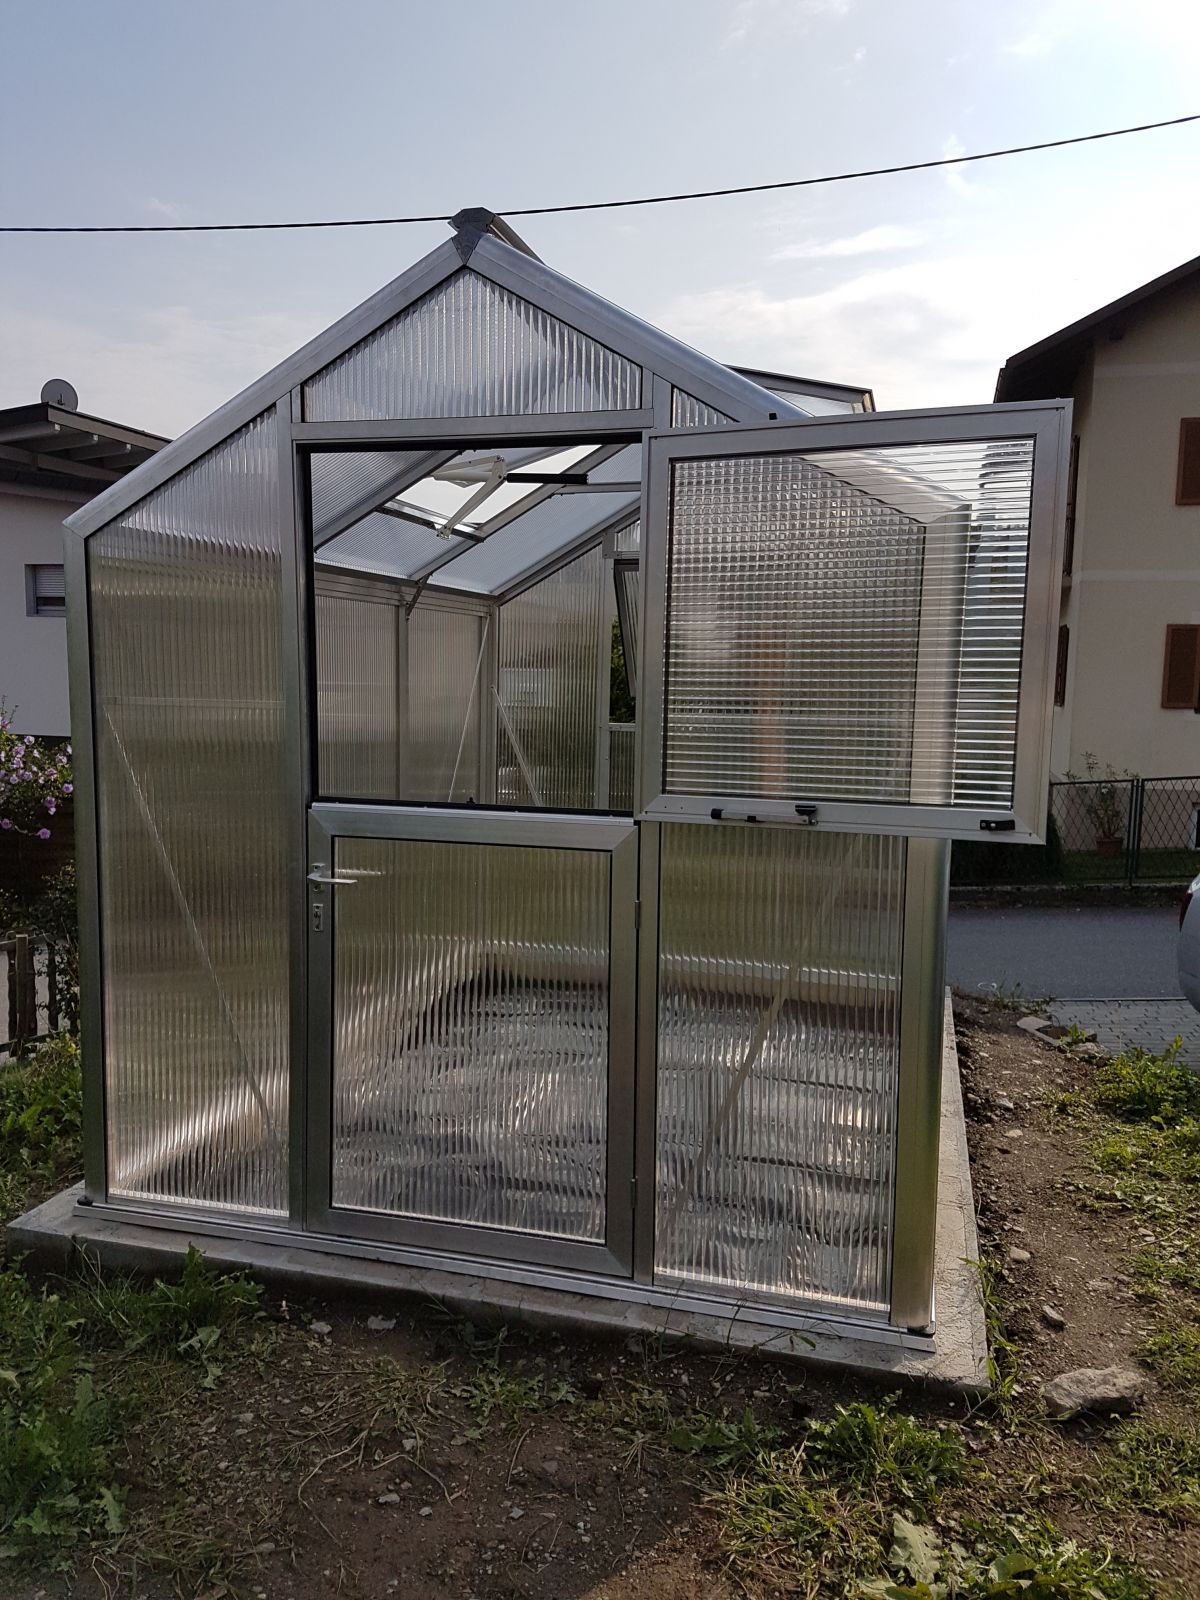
top-left (940, 134), bottom-right (975, 197)
top-left (725, 0), bottom-right (852, 46)
top-left (771, 225), bottom-right (921, 262)
top-left (145, 197), bottom-right (188, 223)
top-left (0, 301), bottom-right (317, 438)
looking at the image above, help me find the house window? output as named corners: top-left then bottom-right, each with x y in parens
top-left (1162, 623), bottom-right (1200, 709)
top-left (25, 564), bottom-right (66, 618)
top-left (1054, 624), bottom-right (1069, 706)
top-left (1177, 418), bottom-right (1200, 505)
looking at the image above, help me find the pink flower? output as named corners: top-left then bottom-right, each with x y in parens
top-left (23, 735), bottom-right (34, 746)
top-left (62, 783), bottom-right (73, 794)
top-left (37, 828), bottom-right (51, 840)
top-left (45, 800), bottom-right (56, 814)
top-left (0, 819), bottom-right (11, 830)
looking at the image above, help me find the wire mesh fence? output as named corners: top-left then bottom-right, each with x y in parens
top-left (953, 775), bottom-right (1200, 887)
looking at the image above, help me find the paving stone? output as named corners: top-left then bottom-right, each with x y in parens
top-left (1047, 1000), bottom-right (1200, 1066)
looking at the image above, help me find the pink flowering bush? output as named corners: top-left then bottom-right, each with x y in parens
top-left (0, 702), bottom-right (73, 843)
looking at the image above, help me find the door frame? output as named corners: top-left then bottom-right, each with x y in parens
top-left (305, 802), bottom-right (638, 1276)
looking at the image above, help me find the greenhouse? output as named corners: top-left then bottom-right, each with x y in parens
top-left (47, 209), bottom-right (1070, 1362)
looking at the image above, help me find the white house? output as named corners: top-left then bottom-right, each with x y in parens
top-left (0, 386), bottom-right (166, 735)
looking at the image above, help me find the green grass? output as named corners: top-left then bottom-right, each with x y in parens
top-left (860, 1512), bottom-right (1155, 1599)
top-left (0, 1033), bottom-right (81, 1221)
top-left (1093, 1038), bottom-right (1200, 1125)
top-left (1139, 1317), bottom-right (1200, 1397)
top-left (1098, 1420), bottom-right (1200, 1523)
top-left (803, 1399), bottom-right (965, 1511)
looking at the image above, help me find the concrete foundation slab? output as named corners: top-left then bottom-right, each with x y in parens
top-left (8, 998), bottom-right (987, 1394)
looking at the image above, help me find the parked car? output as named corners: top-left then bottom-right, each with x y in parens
top-left (1179, 871), bottom-right (1200, 1011)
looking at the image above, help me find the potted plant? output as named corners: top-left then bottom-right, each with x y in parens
top-left (1066, 751), bottom-right (1132, 857)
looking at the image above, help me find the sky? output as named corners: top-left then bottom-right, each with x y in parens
top-left (0, 0), bottom-right (1196, 438)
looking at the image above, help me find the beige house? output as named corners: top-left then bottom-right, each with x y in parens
top-left (996, 257), bottom-right (1200, 804)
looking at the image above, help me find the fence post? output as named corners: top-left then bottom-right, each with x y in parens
top-left (13, 933), bottom-right (33, 1057)
top-left (1127, 777), bottom-right (1144, 886)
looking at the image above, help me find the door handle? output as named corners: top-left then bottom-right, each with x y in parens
top-left (307, 870), bottom-right (356, 886)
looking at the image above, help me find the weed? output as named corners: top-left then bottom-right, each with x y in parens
top-left (713, 1447), bottom-right (879, 1592)
top-left (1058, 1022), bottom-right (1091, 1050)
top-left (1093, 1038), bottom-right (1200, 1126)
top-left (860, 1511), bottom-right (1154, 1599)
top-left (76, 1245), bottom-right (264, 1385)
top-left (0, 1034), bottom-right (81, 1221)
top-left (667, 1406), bottom-right (781, 1469)
top-left (1099, 1419), bottom-right (1200, 1522)
top-left (971, 1258), bottom-right (1029, 1424)
top-left (804, 1400), bottom-right (964, 1509)
top-left (1130, 1245), bottom-right (1200, 1302)
top-left (1138, 1317), bottom-right (1200, 1396)
top-left (0, 1265), bottom-right (121, 1563)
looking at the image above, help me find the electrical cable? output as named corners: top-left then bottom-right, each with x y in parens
top-left (1, 112), bottom-right (1195, 235)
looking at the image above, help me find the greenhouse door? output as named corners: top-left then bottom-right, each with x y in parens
top-left (305, 805), bottom-right (637, 1275)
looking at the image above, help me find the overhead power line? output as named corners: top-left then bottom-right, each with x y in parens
top-left (2, 112), bottom-right (1196, 235)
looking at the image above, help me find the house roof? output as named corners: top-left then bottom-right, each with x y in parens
top-left (0, 401), bottom-right (167, 496)
top-left (994, 252), bottom-right (1200, 402)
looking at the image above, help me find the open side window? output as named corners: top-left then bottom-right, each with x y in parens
top-left (638, 403), bottom-right (1071, 842)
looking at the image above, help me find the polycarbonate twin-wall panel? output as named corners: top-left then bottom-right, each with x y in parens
top-left (496, 546), bottom-right (605, 808)
top-left (315, 591), bottom-right (400, 800)
top-left (608, 724), bottom-right (636, 812)
top-left (671, 390), bottom-right (733, 428)
top-left (655, 825), bottom-right (905, 1311)
top-left (88, 410), bottom-right (288, 1216)
top-left (661, 440), bottom-right (1036, 810)
top-left (330, 837), bottom-right (610, 1240)
top-left (305, 270), bottom-right (641, 421)
top-left (407, 603), bottom-right (487, 803)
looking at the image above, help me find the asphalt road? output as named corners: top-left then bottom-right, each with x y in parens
top-left (946, 905), bottom-right (1184, 1000)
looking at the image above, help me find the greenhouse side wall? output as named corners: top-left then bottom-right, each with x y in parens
top-left (85, 408), bottom-right (291, 1217)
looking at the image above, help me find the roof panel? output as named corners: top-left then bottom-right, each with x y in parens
top-left (429, 489), bottom-right (639, 596)
top-left (316, 510), bottom-right (471, 581)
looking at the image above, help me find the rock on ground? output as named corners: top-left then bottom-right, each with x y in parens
top-left (1044, 1366), bottom-right (1150, 1418)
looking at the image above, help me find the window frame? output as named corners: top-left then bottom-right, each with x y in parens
top-left (1161, 623), bottom-right (1200, 710)
top-left (24, 563), bottom-right (66, 619)
top-left (1176, 418), bottom-right (1200, 507)
top-left (636, 402), bottom-right (1073, 844)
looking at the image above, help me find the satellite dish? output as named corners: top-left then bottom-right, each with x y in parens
top-left (41, 379), bottom-right (79, 411)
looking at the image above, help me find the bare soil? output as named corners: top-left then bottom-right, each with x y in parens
top-left (10, 1000), bottom-right (1200, 1599)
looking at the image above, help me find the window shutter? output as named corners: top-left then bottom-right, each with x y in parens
top-left (1177, 419), bottom-right (1200, 506)
top-left (1054, 624), bottom-right (1069, 706)
top-left (1161, 623), bottom-right (1200, 709)
top-left (26, 563), bottom-right (66, 617)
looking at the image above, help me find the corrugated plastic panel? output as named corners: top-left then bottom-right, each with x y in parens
top-left (407, 603), bottom-right (487, 803)
top-left (310, 448), bottom-right (448, 543)
top-left (608, 724), bottom-right (636, 812)
top-left (654, 824), bottom-right (905, 1311)
top-left (661, 440), bottom-right (1035, 809)
top-left (330, 836), bottom-right (611, 1240)
top-left (432, 488), bottom-right (639, 596)
top-left (316, 508), bottom-right (472, 582)
top-left (496, 546), bottom-right (605, 808)
top-left (316, 591), bottom-right (400, 799)
top-left (671, 390), bottom-right (734, 428)
top-left (305, 270), bottom-right (641, 420)
top-left (88, 409), bottom-right (289, 1216)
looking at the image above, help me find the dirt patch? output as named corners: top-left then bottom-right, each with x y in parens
top-left (6, 1005), bottom-right (1200, 1598)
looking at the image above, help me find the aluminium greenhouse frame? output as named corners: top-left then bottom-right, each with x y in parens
top-left (59, 211), bottom-right (1070, 1352)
